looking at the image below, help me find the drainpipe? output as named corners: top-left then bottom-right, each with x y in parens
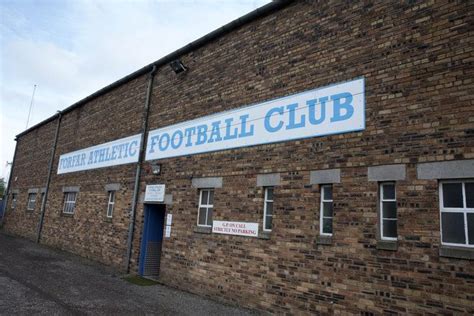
top-left (36, 111), bottom-right (62, 243)
top-left (125, 65), bottom-right (157, 273)
top-left (0, 138), bottom-right (19, 227)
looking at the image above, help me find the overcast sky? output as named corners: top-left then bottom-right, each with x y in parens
top-left (0, 0), bottom-right (270, 181)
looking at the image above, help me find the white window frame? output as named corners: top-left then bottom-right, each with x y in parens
top-left (27, 193), bottom-right (37, 211)
top-left (320, 185), bottom-right (333, 236)
top-left (106, 191), bottom-right (115, 218)
top-left (63, 192), bottom-right (77, 214)
top-left (380, 182), bottom-right (397, 241)
top-left (439, 180), bottom-right (474, 248)
top-left (263, 187), bottom-right (274, 232)
top-left (11, 193), bottom-right (17, 209)
top-left (197, 189), bottom-right (214, 227)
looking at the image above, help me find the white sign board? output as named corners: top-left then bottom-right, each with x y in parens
top-left (144, 184), bottom-right (165, 202)
top-left (212, 221), bottom-right (259, 237)
top-left (146, 78), bottom-right (364, 161)
top-left (165, 225), bottom-right (171, 238)
top-left (166, 214), bottom-right (173, 226)
top-left (58, 134), bottom-right (141, 174)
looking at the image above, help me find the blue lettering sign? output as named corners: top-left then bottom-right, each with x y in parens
top-left (330, 92), bottom-right (354, 122)
top-left (264, 106), bottom-right (284, 133)
top-left (57, 134), bottom-right (142, 174)
top-left (145, 78), bottom-right (364, 161)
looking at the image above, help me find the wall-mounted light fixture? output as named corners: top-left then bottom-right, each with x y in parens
top-left (151, 163), bottom-right (162, 175)
top-left (169, 59), bottom-right (187, 74)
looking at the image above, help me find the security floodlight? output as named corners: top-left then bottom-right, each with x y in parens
top-left (169, 60), bottom-right (187, 74)
top-left (151, 163), bottom-right (162, 175)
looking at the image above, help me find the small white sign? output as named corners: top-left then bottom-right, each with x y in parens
top-left (144, 184), bottom-right (165, 202)
top-left (166, 214), bottom-right (173, 226)
top-left (212, 221), bottom-right (259, 237)
top-left (165, 225), bottom-right (171, 238)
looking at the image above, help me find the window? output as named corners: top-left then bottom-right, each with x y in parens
top-left (440, 180), bottom-right (474, 247)
top-left (27, 193), bottom-right (37, 211)
top-left (263, 187), bottom-right (274, 231)
top-left (197, 189), bottom-right (214, 227)
top-left (107, 191), bottom-right (115, 218)
top-left (63, 192), bottom-right (77, 214)
top-left (380, 183), bottom-right (397, 240)
top-left (11, 193), bottom-right (17, 210)
top-left (320, 185), bottom-right (333, 235)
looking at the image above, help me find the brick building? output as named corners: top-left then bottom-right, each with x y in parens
top-left (2, 0), bottom-right (474, 314)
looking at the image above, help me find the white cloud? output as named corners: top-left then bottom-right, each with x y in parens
top-left (0, 0), bottom-right (270, 179)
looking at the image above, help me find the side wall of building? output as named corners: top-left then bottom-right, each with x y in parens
top-left (4, 0), bottom-right (473, 314)
top-left (39, 75), bottom-right (149, 268)
top-left (130, 0), bottom-right (473, 314)
top-left (4, 75), bottom-right (149, 268)
top-left (3, 119), bottom-right (58, 240)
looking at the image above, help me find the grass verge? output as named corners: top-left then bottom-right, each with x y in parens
top-left (123, 275), bottom-right (159, 286)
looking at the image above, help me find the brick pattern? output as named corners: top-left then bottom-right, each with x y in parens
top-left (4, 0), bottom-right (474, 314)
top-left (3, 119), bottom-right (57, 240)
top-left (4, 76), bottom-right (148, 267)
top-left (38, 75), bottom-right (149, 267)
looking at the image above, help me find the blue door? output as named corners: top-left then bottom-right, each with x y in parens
top-left (139, 204), bottom-right (166, 278)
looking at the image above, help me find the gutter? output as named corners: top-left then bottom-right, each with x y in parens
top-left (36, 111), bottom-right (62, 242)
top-left (125, 65), bottom-right (157, 273)
top-left (16, 0), bottom-right (294, 139)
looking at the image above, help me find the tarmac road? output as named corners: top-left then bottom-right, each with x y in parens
top-left (0, 233), bottom-right (256, 315)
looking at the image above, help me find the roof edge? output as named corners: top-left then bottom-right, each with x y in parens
top-left (16, 0), bottom-right (294, 139)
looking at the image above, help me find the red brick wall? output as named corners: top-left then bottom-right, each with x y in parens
top-left (135, 0), bottom-right (474, 313)
top-left (39, 75), bottom-right (148, 268)
top-left (4, 75), bottom-right (148, 268)
top-left (3, 119), bottom-right (57, 240)
top-left (4, 0), bottom-right (474, 314)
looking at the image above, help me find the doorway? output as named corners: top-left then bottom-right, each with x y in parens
top-left (139, 204), bottom-right (166, 279)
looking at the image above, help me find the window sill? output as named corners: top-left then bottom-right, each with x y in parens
top-left (193, 226), bottom-right (212, 234)
top-left (376, 240), bottom-right (398, 251)
top-left (61, 212), bottom-right (74, 218)
top-left (439, 245), bottom-right (474, 260)
top-left (258, 231), bottom-right (271, 240)
top-left (316, 235), bottom-right (333, 245)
